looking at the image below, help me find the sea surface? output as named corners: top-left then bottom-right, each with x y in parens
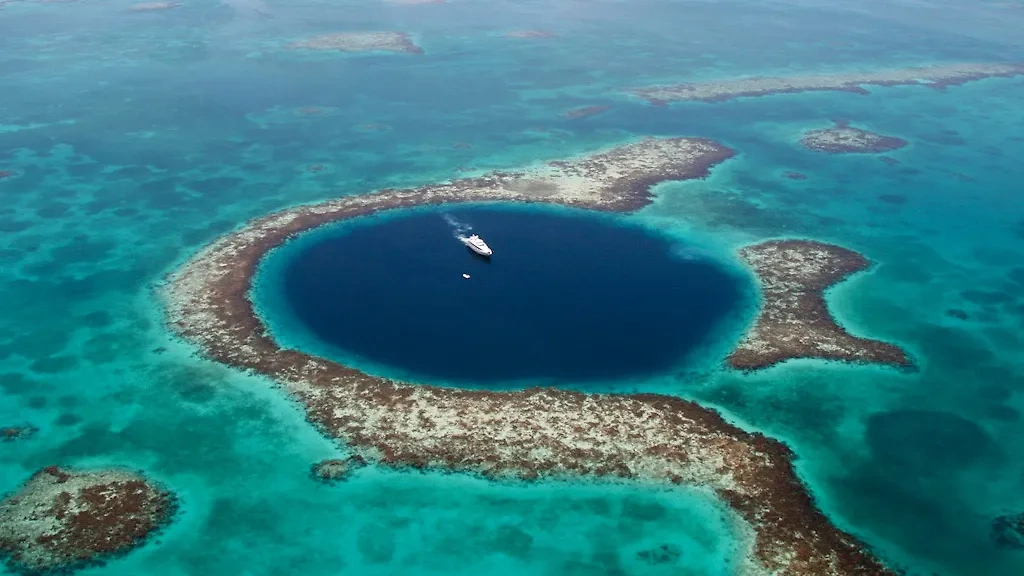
top-left (256, 205), bottom-right (750, 387)
top-left (1, 0), bottom-right (1024, 575)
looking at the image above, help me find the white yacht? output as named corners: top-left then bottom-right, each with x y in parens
top-left (463, 234), bottom-right (493, 257)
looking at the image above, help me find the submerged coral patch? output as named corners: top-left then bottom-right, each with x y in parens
top-left (865, 409), bottom-right (998, 475)
top-left (563, 105), bottom-right (612, 119)
top-left (311, 456), bottom-right (367, 483)
top-left (127, 1), bottom-right (179, 10)
top-left (286, 32), bottom-right (423, 54)
top-left (992, 513), bottom-right (1024, 550)
top-left (0, 425), bottom-right (37, 442)
top-left (505, 30), bottom-right (557, 39)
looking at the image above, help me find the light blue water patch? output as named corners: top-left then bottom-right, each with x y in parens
top-left (102, 472), bottom-right (743, 576)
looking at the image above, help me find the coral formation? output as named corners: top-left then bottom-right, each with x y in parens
top-left (0, 467), bottom-right (174, 574)
top-left (636, 543), bottom-right (682, 565)
top-left (801, 121), bottom-right (907, 153)
top-left (311, 455), bottom-right (368, 483)
top-left (0, 425), bottom-right (37, 442)
top-left (505, 30), bottom-right (557, 39)
top-left (563, 105), bottom-right (612, 119)
top-left (287, 32), bottom-right (423, 54)
top-left (946, 309), bottom-right (969, 320)
top-left (630, 62), bottom-right (1024, 104)
top-left (127, 1), bottom-right (179, 10)
top-left (728, 240), bottom-right (911, 370)
top-left (991, 513), bottom-right (1024, 549)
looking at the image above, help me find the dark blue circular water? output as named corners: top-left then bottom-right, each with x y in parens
top-left (274, 206), bottom-right (747, 385)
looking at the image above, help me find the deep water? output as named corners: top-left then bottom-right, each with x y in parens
top-left (259, 206), bottom-right (747, 386)
top-left (2, 0), bottom-right (1024, 575)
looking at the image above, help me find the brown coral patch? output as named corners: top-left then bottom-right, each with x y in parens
top-left (0, 467), bottom-right (175, 574)
top-left (0, 425), bottom-right (37, 442)
top-left (311, 455), bottom-right (368, 483)
top-left (728, 240), bottom-right (911, 370)
top-left (801, 121), bottom-right (907, 154)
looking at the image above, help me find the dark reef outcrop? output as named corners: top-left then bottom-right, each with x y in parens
top-left (992, 513), bottom-right (1024, 550)
top-left (563, 105), bottom-right (611, 119)
top-left (0, 467), bottom-right (175, 575)
top-left (946, 308), bottom-right (969, 320)
top-left (728, 240), bottom-right (911, 371)
top-left (163, 138), bottom-right (895, 576)
top-left (1, 425), bottom-right (37, 442)
top-left (636, 543), bottom-right (682, 565)
top-left (311, 455), bottom-right (367, 483)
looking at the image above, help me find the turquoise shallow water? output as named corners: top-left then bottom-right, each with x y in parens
top-left (2, 0), bottom-right (1024, 574)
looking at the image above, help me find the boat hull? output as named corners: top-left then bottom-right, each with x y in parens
top-left (467, 244), bottom-right (492, 257)
top-left (466, 247), bottom-right (493, 262)
top-left (462, 237), bottom-right (492, 257)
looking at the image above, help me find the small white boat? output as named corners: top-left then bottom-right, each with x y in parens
top-left (463, 234), bottom-right (492, 257)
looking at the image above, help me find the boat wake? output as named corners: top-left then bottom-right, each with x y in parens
top-left (442, 214), bottom-right (493, 257)
top-left (442, 213), bottom-right (473, 243)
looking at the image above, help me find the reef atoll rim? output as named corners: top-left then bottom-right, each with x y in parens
top-left (163, 137), bottom-right (894, 576)
top-left (629, 62), bottom-right (1024, 104)
top-left (0, 466), bottom-right (175, 575)
top-left (728, 240), bottom-right (911, 371)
